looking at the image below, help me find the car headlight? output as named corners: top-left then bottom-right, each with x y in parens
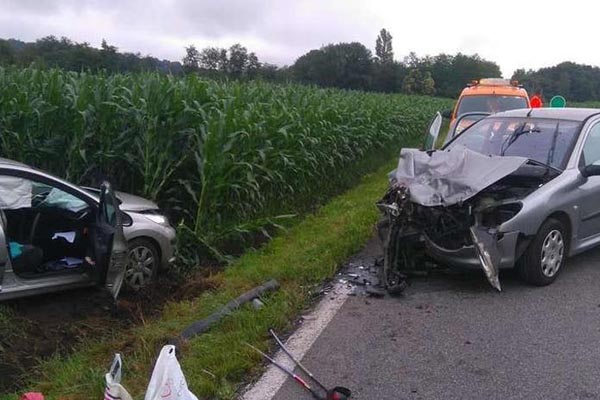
top-left (480, 203), bottom-right (522, 227)
top-left (143, 213), bottom-right (171, 227)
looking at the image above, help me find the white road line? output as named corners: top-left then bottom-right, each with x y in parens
top-left (241, 282), bottom-right (352, 400)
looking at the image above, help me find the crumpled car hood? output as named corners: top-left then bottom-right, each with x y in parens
top-left (393, 145), bottom-right (528, 206)
top-left (116, 191), bottom-right (159, 212)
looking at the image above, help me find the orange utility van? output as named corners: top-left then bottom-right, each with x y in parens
top-left (447, 78), bottom-right (530, 123)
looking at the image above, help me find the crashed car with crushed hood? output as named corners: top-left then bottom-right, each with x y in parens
top-left (378, 108), bottom-right (600, 292)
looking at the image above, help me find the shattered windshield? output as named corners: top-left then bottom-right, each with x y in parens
top-left (457, 95), bottom-right (528, 116)
top-left (446, 117), bottom-right (581, 169)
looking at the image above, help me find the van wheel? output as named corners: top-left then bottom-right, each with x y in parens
top-left (125, 238), bottom-right (159, 291)
top-left (519, 218), bottom-right (566, 286)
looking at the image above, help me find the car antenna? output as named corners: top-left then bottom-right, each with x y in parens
top-left (527, 108), bottom-right (534, 117)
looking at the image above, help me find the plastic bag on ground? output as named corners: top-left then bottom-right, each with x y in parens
top-left (104, 354), bottom-right (133, 400)
top-left (145, 345), bottom-right (198, 400)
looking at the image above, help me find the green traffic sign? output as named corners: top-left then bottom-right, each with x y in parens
top-left (550, 95), bottom-right (566, 108)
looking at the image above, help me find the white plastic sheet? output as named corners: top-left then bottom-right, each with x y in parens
top-left (144, 345), bottom-right (198, 400)
top-left (104, 354), bottom-right (133, 400)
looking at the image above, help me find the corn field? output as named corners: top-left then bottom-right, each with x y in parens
top-left (0, 66), bottom-right (452, 265)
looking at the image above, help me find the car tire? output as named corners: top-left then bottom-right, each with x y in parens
top-left (519, 218), bottom-right (567, 286)
top-left (125, 238), bottom-right (160, 291)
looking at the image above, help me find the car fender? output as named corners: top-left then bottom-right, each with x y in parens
top-left (499, 170), bottom-right (581, 253)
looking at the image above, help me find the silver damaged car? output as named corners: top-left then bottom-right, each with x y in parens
top-left (378, 108), bottom-right (600, 292)
top-left (0, 158), bottom-right (176, 301)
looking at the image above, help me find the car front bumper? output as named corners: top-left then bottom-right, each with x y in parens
top-left (423, 230), bottom-right (521, 271)
top-left (159, 226), bottom-right (177, 267)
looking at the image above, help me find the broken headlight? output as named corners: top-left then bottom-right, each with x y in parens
top-left (480, 202), bottom-right (522, 227)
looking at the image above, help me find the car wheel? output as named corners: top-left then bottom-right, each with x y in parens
top-left (519, 218), bottom-right (567, 286)
top-left (382, 221), bottom-right (409, 295)
top-left (125, 238), bottom-right (160, 291)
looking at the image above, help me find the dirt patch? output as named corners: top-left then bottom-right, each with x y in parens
top-left (0, 268), bottom-right (221, 394)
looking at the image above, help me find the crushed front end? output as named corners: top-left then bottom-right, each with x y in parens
top-left (376, 146), bottom-right (558, 293)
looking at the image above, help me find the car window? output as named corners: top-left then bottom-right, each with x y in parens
top-left (0, 176), bottom-right (89, 213)
top-left (457, 95), bottom-right (528, 116)
top-left (582, 123), bottom-right (600, 166)
top-left (447, 117), bottom-right (581, 169)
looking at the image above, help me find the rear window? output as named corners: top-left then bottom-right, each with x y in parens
top-left (457, 95), bottom-right (528, 116)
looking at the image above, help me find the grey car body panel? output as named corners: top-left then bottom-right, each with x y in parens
top-left (384, 108), bottom-right (600, 289)
top-left (394, 146), bottom-right (527, 206)
top-left (0, 159), bottom-right (175, 301)
top-left (83, 187), bottom-right (176, 266)
top-left (122, 215), bottom-right (175, 267)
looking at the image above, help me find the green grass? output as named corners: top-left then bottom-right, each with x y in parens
top-left (1, 158), bottom-right (398, 400)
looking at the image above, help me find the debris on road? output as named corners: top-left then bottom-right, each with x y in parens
top-left (335, 257), bottom-right (387, 298)
top-left (246, 329), bottom-right (352, 400)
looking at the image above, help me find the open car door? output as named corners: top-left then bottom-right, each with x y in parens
top-left (0, 210), bottom-right (8, 290)
top-left (423, 112), bottom-right (442, 151)
top-left (96, 182), bottom-right (127, 299)
top-left (445, 112), bottom-right (490, 145)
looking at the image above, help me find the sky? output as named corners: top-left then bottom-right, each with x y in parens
top-left (0, 0), bottom-right (594, 77)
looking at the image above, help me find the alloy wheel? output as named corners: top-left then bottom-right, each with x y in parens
top-left (540, 229), bottom-right (564, 278)
top-left (125, 245), bottom-right (156, 290)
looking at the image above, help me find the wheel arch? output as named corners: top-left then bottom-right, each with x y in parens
top-left (546, 211), bottom-right (572, 254)
top-left (127, 235), bottom-right (162, 261)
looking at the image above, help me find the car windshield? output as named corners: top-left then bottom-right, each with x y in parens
top-left (457, 95), bottom-right (528, 116)
top-left (446, 117), bottom-right (581, 169)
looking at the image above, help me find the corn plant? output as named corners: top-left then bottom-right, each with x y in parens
top-left (0, 66), bottom-right (452, 266)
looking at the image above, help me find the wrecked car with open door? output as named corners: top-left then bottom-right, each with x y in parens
top-left (0, 160), bottom-right (127, 301)
top-left (378, 108), bottom-right (600, 293)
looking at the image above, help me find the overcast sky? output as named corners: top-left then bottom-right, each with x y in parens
top-left (0, 0), bottom-right (594, 77)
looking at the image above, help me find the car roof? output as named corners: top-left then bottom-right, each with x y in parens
top-left (0, 157), bottom-right (29, 168)
top-left (461, 85), bottom-right (528, 97)
top-left (492, 107), bottom-right (600, 121)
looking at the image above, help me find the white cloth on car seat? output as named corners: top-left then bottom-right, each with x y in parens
top-left (0, 176), bottom-right (32, 209)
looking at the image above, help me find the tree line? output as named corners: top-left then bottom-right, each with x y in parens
top-left (3, 32), bottom-right (600, 101)
top-left (512, 62), bottom-right (600, 102)
top-left (0, 36), bottom-right (182, 74)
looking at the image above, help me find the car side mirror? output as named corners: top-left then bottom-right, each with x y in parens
top-left (582, 164), bottom-right (600, 178)
top-left (441, 110), bottom-right (453, 119)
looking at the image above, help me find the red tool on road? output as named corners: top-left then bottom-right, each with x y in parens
top-left (246, 330), bottom-right (351, 400)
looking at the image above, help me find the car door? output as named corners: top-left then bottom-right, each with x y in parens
top-left (445, 112), bottom-right (490, 145)
top-left (576, 122), bottom-right (600, 240)
top-left (0, 209), bottom-right (8, 289)
top-left (95, 182), bottom-right (127, 299)
top-left (423, 112), bottom-right (442, 150)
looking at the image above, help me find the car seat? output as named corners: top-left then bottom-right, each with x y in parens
top-left (0, 208), bottom-right (43, 274)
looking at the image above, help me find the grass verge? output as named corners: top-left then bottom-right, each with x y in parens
top-left (2, 159), bottom-right (396, 400)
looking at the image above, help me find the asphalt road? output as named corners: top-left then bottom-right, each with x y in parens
top-left (273, 242), bottom-right (600, 400)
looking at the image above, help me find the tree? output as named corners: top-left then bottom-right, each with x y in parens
top-left (246, 52), bottom-right (261, 78)
top-left (218, 48), bottom-right (228, 73)
top-left (421, 71), bottom-right (435, 95)
top-left (228, 43), bottom-right (248, 78)
top-left (402, 69), bottom-right (422, 94)
top-left (182, 45), bottom-right (200, 72)
top-left (100, 39), bottom-right (117, 53)
top-left (372, 29), bottom-right (402, 92)
top-left (375, 28), bottom-right (393, 64)
top-left (0, 39), bottom-right (16, 64)
top-left (293, 42), bottom-right (373, 90)
top-left (199, 47), bottom-right (225, 70)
